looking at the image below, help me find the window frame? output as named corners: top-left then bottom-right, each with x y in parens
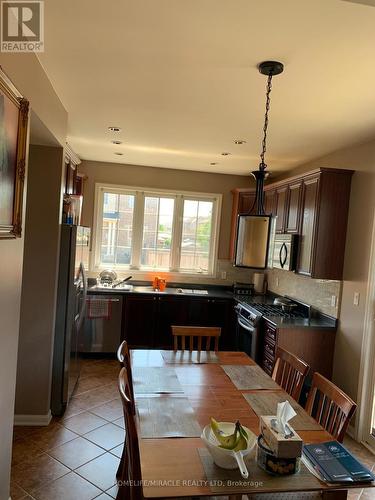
top-left (92, 183), bottom-right (222, 277)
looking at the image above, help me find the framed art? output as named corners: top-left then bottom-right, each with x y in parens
top-left (0, 67), bottom-right (29, 238)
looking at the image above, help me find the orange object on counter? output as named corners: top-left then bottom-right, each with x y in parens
top-left (152, 276), bottom-right (160, 289)
top-left (158, 279), bottom-right (166, 292)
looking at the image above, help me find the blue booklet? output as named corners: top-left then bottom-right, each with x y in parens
top-left (303, 441), bottom-right (374, 484)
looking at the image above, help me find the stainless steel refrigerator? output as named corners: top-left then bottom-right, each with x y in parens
top-left (51, 224), bottom-right (90, 416)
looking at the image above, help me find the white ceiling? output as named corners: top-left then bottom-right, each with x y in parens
top-left (38, 0), bottom-right (375, 175)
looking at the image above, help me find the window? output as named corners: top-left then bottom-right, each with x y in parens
top-left (94, 185), bottom-right (221, 275)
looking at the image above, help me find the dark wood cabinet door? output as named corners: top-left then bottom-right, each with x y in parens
top-left (297, 176), bottom-right (320, 276)
top-left (286, 181), bottom-right (302, 234)
top-left (238, 192), bottom-right (256, 214)
top-left (156, 296), bottom-right (189, 349)
top-left (123, 295), bottom-right (157, 348)
top-left (275, 186), bottom-right (288, 233)
top-left (264, 190), bottom-right (276, 216)
top-left (189, 298), bottom-right (234, 350)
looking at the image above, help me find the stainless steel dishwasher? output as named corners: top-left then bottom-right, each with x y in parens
top-left (79, 294), bottom-right (123, 353)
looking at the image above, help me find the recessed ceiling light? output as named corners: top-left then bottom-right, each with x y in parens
top-left (234, 140), bottom-right (246, 145)
top-left (108, 126), bottom-right (121, 132)
top-left (111, 140), bottom-right (122, 145)
top-left (114, 152), bottom-right (123, 156)
top-left (221, 152), bottom-right (231, 156)
top-left (210, 162), bottom-right (218, 166)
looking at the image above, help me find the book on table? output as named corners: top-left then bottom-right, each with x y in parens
top-left (303, 441), bottom-right (375, 484)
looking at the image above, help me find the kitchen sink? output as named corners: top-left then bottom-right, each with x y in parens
top-left (92, 284), bottom-right (134, 291)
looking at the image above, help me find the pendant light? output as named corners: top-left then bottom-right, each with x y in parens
top-left (250, 60), bottom-right (284, 215)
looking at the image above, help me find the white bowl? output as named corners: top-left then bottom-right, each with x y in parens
top-left (201, 422), bottom-right (257, 470)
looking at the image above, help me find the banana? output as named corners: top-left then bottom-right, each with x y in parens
top-left (210, 419), bottom-right (249, 451)
top-left (233, 424), bottom-right (248, 451)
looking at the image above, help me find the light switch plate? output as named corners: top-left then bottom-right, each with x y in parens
top-left (220, 271), bottom-right (227, 279)
top-left (331, 295), bottom-right (337, 307)
top-left (354, 292), bottom-right (360, 306)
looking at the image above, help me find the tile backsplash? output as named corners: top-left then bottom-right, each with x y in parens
top-left (266, 268), bottom-right (342, 318)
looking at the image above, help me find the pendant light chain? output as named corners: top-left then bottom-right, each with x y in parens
top-left (259, 72), bottom-right (273, 171)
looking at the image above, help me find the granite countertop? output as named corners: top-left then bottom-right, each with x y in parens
top-left (88, 283), bottom-right (233, 299)
top-left (88, 280), bottom-right (337, 329)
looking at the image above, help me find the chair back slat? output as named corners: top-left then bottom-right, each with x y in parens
top-left (117, 367), bottom-right (143, 500)
top-left (117, 340), bottom-right (136, 415)
top-left (305, 372), bottom-right (357, 442)
top-left (272, 347), bottom-right (310, 401)
top-left (171, 326), bottom-right (221, 352)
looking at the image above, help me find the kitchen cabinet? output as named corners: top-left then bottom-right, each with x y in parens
top-left (230, 167), bottom-right (353, 279)
top-left (275, 186), bottom-right (288, 233)
top-left (122, 293), bottom-right (234, 350)
top-left (285, 181), bottom-right (302, 234)
top-left (189, 297), bottom-right (234, 350)
top-left (155, 296), bottom-right (189, 349)
top-left (122, 295), bottom-right (156, 347)
top-left (238, 192), bottom-right (256, 214)
top-left (264, 189), bottom-right (276, 216)
top-left (260, 319), bottom-right (336, 382)
top-left (297, 175), bottom-right (319, 276)
top-left (297, 170), bottom-right (353, 279)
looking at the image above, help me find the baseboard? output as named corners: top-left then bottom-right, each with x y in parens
top-left (347, 423), bottom-right (356, 439)
top-left (14, 411), bottom-right (52, 426)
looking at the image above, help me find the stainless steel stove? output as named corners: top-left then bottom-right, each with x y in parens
top-left (234, 296), bottom-right (309, 362)
top-left (246, 303), bottom-right (306, 319)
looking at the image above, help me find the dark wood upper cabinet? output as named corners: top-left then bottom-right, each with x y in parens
top-left (264, 189), bottom-right (276, 216)
top-left (230, 168), bottom-right (353, 280)
top-left (285, 181), bottom-right (303, 234)
top-left (297, 175), bottom-right (319, 276)
top-left (275, 186), bottom-right (288, 233)
top-left (238, 192), bottom-right (256, 214)
top-left (300, 169), bottom-right (353, 280)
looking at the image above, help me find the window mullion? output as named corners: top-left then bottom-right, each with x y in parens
top-left (130, 191), bottom-right (144, 269)
top-left (170, 195), bottom-right (183, 271)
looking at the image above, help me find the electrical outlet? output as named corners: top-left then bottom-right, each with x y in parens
top-left (221, 271), bottom-right (227, 280)
top-left (353, 292), bottom-right (360, 306)
top-left (331, 295), bottom-right (337, 307)
top-left (276, 277), bottom-right (279, 287)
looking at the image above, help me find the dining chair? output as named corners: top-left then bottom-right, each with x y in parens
top-left (272, 347), bottom-right (310, 401)
top-left (171, 325), bottom-right (221, 352)
top-left (305, 372), bottom-right (357, 442)
top-left (117, 340), bottom-right (136, 415)
top-left (117, 367), bottom-right (143, 500)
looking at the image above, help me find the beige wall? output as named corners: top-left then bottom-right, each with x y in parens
top-left (272, 139), bottom-right (375, 407)
top-left (0, 53), bottom-right (67, 146)
top-left (0, 54), bottom-right (68, 500)
top-left (0, 236), bottom-right (25, 499)
top-left (16, 146), bottom-right (65, 417)
top-left (79, 159), bottom-right (252, 280)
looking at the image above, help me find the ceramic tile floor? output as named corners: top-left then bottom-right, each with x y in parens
top-left (10, 358), bottom-right (375, 500)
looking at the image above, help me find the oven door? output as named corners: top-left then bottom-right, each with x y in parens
top-left (236, 314), bottom-right (258, 361)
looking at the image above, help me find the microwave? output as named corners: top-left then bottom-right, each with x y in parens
top-left (271, 234), bottom-right (298, 271)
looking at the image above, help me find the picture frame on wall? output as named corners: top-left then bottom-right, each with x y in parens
top-left (0, 67), bottom-right (29, 239)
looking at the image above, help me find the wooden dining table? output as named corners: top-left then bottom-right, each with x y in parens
top-left (131, 349), bottom-right (371, 499)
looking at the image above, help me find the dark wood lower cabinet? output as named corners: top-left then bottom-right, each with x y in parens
top-left (123, 295), bottom-right (157, 348)
top-left (260, 319), bottom-right (336, 379)
top-left (156, 296), bottom-right (189, 349)
top-left (122, 294), bottom-right (235, 350)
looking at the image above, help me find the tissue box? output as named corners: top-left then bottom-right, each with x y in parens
top-left (260, 416), bottom-right (303, 458)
